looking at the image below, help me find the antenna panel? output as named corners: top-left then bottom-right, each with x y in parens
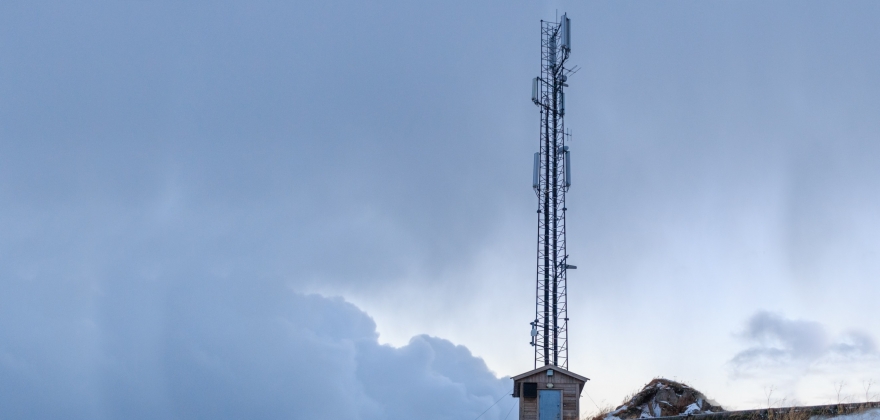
top-left (533, 152), bottom-right (540, 190)
top-left (561, 15), bottom-right (571, 51)
top-left (532, 77), bottom-right (539, 103)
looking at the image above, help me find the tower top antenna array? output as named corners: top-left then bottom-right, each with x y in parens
top-left (529, 12), bottom-right (575, 370)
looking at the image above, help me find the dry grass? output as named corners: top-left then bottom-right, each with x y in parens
top-left (586, 405), bottom-right (614, 420)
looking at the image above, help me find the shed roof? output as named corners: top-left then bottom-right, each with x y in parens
top-left (511, 365), bottom-right (590, 383)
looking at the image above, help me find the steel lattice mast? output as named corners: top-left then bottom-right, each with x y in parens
top-left (529, 14), bottom-right (574, 370)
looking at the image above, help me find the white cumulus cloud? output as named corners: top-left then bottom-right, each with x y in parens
top-left (0, 290), bottom-right (513, 420)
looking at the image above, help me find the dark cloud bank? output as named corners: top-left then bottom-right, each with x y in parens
top-left (0, 3), bottom-right (522, 417)
top-left (0, 290), bottom-right (511, 419)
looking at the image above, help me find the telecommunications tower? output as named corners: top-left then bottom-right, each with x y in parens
top-left (529, 13), bottom-right (576, 370)
top-left (512, 15), bottom-right (587, 420)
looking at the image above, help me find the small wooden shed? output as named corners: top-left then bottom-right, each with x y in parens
top-left (512, 365), bottom-right (589, 420)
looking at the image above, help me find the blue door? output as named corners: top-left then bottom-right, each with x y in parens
top-left (539, 390), bottom-right (562, 420)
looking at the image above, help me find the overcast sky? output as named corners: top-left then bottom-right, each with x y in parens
top-left (2, 1), bottom-right (880, 418)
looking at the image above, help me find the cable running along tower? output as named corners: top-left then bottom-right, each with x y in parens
top-left (529, 14), bottom-right (576, 370)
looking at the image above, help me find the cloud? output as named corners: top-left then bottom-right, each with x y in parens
top-left (731, 311), bottom-right (829, 366)
top-left (729, 311), bottom-right (879, 378)
top-left (829, 331), bottom-right (878, 357)
top-left (0, 290), bottom-right (513, 420)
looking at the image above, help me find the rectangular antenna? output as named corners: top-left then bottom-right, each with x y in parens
top-left (560, 92), bottom-right (565, 116)
top-left (532, 152), bottom-right (540, 190)
top-left (561, 14), bottom-right (571, 51)
top-left (564, 149), bottom-right (571, 187)
top-left (532, 77), bottom-right (539, 103)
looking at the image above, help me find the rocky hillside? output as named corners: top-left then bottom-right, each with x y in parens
top-left (604, 378), bottom-right (725, 419)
